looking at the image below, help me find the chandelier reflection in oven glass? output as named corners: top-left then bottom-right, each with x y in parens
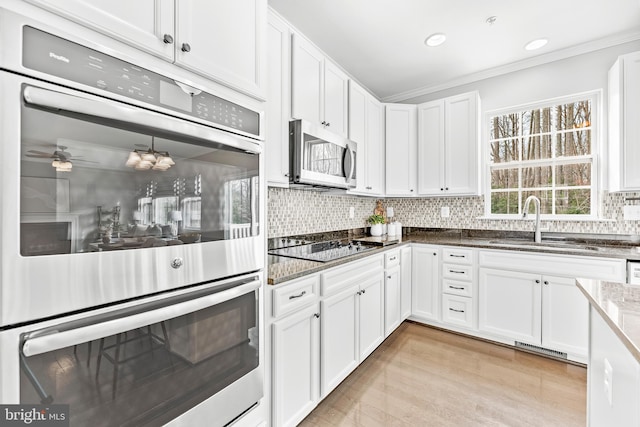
top-left (125, 137), bottom-right (175, 171)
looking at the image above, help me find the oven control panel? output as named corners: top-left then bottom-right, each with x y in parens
top-left (21, 26), bottom-right (260, 139)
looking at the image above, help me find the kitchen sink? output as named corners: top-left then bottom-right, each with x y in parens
top-left (487, 239), bottom-right (606, 252)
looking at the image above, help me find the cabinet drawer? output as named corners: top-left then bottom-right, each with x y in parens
top-left (443, 279), bottom-right (472, 297)
top-left (442, 263), bottom-right (473, 281)
top-left (273, 275), bottom-right (320, 318)
top-left (385, 250), bottom-right (400, 269)
top-left (321, 255), bottom-right (384, 296)
top-left (442, 248), bottom-right (473, 264)
top-left (442, 295), bottom-right (474, 328)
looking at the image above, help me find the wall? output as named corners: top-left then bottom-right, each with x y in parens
top-left (268, 41), bottom-right (640, 239)
top-left (267, 188), bottom-right (640, 237)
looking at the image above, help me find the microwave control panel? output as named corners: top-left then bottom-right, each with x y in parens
top-left (21, 26), bottom-right (260, 138)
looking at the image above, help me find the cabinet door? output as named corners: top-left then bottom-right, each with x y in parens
top-left (445, 92), bottom-right (479, 195)
top-left (266, 11), bottom-right (291, 186)
top-left (272, 303), bottom-right (320, 427)
top-left (400, 247), bottom-right (412, 320)
top-left (175, 0), bottom-right (266, 98)
top-left (358, 274), bottom-right (385, 360)
top-left (417, 99), bottom-right (445, 195)
top-left (384, 267), bottom-right (401, 337)
top-left (26, 0), bottom-right (175, 60)
top-left (320, 283), bottom-right (359, 398)
top-left (478, 268), bottom-right (541, 345)
top-left (349, 81), bottom-right (368, 192)
top-left (385, 104), bottom-right (417, 195)
top-left (411, 246), bottom-right (440, 321)
top-left (323, 61), bottom-right (349, 137)
top-left (541, 275), bottom-right (588, 359)
top-left (366, 97), bottom-right (385, 194)
top-left (291, 34), bottom-right (323, 124)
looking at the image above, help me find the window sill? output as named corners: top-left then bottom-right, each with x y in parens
top-left (476, 216), bottom-right (616, 222)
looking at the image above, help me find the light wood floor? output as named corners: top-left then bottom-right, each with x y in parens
top-left (300, 322), bottom-right (587, 427)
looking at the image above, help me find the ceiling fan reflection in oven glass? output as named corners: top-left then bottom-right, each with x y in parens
top-left (25, 144), bottom-right (97, 172)
top-left (125, 136), bottom-right (175, 171)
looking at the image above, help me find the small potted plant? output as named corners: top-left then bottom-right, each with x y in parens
top-left (367, 214), bottom-right (385, 237)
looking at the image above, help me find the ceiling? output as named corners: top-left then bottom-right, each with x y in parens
top-left (268, 0), bottom-right (640, 101)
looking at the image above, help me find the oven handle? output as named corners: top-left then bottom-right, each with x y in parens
top-left (21, 279), bottom-right (260, 357)
top-left (22, 85), bottom-right (261, 154)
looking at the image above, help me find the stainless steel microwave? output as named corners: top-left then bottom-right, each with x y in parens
top-left (289, 119), bottom-right (357, 189)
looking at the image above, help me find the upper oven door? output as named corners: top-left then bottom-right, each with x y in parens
top-left (0, 72), bottom-right (264, 327)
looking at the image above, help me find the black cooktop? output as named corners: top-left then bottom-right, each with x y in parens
top-left (268, 240), bottom-right (377, 262)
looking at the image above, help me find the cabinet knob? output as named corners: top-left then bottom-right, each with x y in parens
top-left (361, 289), bottom-right (366, 294)
top-left (181, 43), bottom-right (191, 53)
top-left (441, 188), bottom-right (444, 191)
top-left (314, 313), bottom-right (320, 319)
top-left (284, 173), bottom-right (290, 177)
top-left (433, 252), bottom-right (437, 256)
top-left (387, 275), bottom-right (392, 279)
top-left (163, 34), bottom-right (174, 44)
top-left (445, 187), bottom-right (449, 191)
top-left (326, 122), bottom-right (330, 127)
top-left (543, 280), bottom-right (549, 285)
top-left (321, 121), bottom-right (327, 126)
top-left (535, 279), bottom-right (541, 284)
top-left (410, 189), bottom-right (414, 192)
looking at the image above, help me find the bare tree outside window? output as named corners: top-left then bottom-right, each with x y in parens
top-left (488, 94), bottom-right (595, 216)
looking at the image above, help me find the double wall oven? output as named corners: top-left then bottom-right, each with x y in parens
top-left (0, 6), bottom-right (264, 426)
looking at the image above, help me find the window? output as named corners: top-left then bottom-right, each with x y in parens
top-left (487, 92), bottom-right (598, 218)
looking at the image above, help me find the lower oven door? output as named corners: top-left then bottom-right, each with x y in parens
top-left (1, 274), bottom-right (262, 427)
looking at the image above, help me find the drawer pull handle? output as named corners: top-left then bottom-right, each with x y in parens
top-left (289, 291), bottom-right (307, 300)
top-left (449, 269), bottom-right (465, 274)
top-left (449, 254), bottom-right (466, 258)
top-left (449, 286), bottom-right (465, 290)
top-left (449, 308), bottom-right (465, 313)
top-left (388, 256), bottom-right (397, 261)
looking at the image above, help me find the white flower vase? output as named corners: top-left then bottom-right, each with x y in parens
top-left (370, 223), bottom-right (382, 237)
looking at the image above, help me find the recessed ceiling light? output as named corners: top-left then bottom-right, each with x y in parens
top-left (424, 33), bottom-right (446, 47)
top-left (524, 38), bottom-right (548, 51)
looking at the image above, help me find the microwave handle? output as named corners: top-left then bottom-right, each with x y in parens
top-left (22, 85), bottom-right (261, 154)
top-left (344, 144), bottom-right (356, 185)
top-left (21, 279), bottom-right (260, 357)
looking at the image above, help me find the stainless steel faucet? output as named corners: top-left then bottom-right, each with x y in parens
top-left (522, 195), bottom-right (542, 243)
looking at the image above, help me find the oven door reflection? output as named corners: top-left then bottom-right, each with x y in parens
top-left (20, 277), bottom-right (261, 427)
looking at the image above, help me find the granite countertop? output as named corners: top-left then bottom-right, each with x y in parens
top-left (267, 229), bottom-right (640, 285)
top-left (576, 278), bottom-right (640, 362)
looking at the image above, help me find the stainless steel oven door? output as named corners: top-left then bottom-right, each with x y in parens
top-left (0, 274), bottom-right (262, 427)
top-left (0, 71), bottom-right (264, 327)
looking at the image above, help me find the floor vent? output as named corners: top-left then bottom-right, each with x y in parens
top-left (514, 341), bottom-right (567, 359)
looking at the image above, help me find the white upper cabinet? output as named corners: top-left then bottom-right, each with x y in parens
top-left (266, 10), bottom-right (291, 186)
top-left (608, 50), bottom-right (640, 191)
top-left (385, 104), bottom-right (417, 196)
top-left (418, 91), bottom-right (480, 196)
top-left (25, 0), bottom-right (176, 60)
top-left (291, 34), bottom-right (348, 137)
top-left (175, 0), bottom-right (266, 99)
top-left (349, 81), bottom-right (384, 195)
top-left (26, 0), bottom-right (267, 99)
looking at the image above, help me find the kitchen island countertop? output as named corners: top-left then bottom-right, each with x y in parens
top-left (576, 278), bottom-right (640, 363)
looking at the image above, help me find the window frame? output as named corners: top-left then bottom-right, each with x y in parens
top-left (483, 90), bottom-right (601, 220)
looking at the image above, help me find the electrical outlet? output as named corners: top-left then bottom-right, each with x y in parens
top-left (604, 358), bottom-right (613, 406)
top-left (349, 206), bottom-right (355, 219)
top-left (624, 205), bottom-right (640, 220)
top-left (441, 207), bottom-right (450, 218)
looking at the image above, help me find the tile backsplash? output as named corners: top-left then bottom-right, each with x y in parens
top-left (267, 188), bottom-right (640, 238)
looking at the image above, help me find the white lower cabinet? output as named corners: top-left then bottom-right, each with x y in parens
top-left (478, 268), bottom-right (589, 359)
top-left (411, 245), bottom-right (440, 321)
top-left (272, 303), bottom-right (320, 427)
top-left (400, 247), bottom-right (412, 320)
top-left (384, 265), bottom-right (401, 337)
top-left (320, 271), bottom-right (384, 397)
top-left (477, 251), bottom-right (625, 363)
top-left (478, 268), bottom-right (542, 345)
